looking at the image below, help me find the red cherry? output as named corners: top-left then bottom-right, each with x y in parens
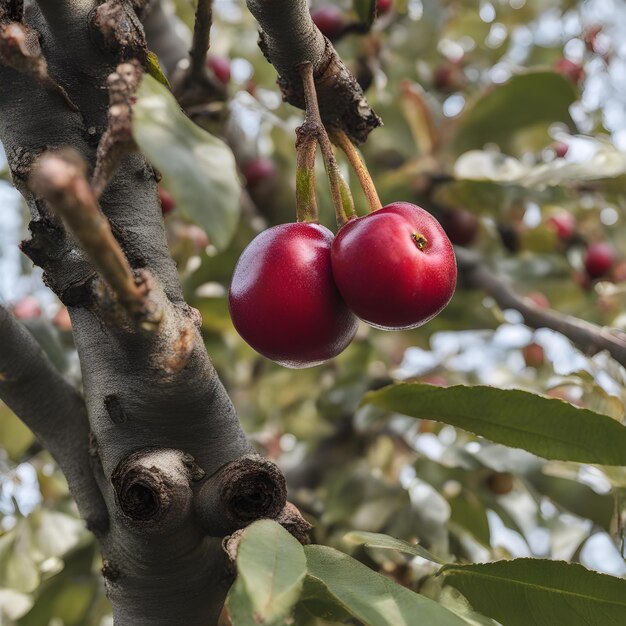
top-left (377, 0), bottom-right (393, 14)
top-left (243, 158), bottom-right (276, 188)
top-left (523, 342), bottom-right (544, 368)
top-left (207, 56), bottom-right (231, 85)
top-left (12, 296), bottom-right (42, 320)
top-left (229, 222), bottom-right (358, 368)
top-left (311, 5), bottom-right (347, 41)
top-left (159, 187), bottom-right (175, 216)
top-left (331, 202), bottom-right (457, 330)
top-left (441, 208), bottom-right (479, 246)
top-left (584, 242), bottom-right (616, 279)
top-left (554, 58), bottom-right (584, 84)
top-left (547, 212), bottom-right (576, 240)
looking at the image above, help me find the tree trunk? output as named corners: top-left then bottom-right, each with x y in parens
top-left (0, 1), bottom-right (288, 623)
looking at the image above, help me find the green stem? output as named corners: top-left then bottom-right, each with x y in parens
top-left (298, 62), bottom-right (355, 226)
top-left (295, 131), bottom-right (319, 222)
top-left (332, 129), bottom-right (381, 213)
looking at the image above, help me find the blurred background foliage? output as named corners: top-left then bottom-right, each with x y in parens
top-left (1, 0), bottom-right (626, 623)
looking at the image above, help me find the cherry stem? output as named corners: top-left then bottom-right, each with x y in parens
top-left (332, 129), bottom-right (382, 213)
top-left (297, 62), bottom-right (355, 226)
top-left (295, 129), bottom-right (319, 222)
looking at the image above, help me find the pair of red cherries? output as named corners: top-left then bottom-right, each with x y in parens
top-left (229, 202), bottom-right (457, 368)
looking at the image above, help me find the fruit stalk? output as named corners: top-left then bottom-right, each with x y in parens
top-left (332, 128), bottom-right (382, 213)
top-left (298, 62), bottom-right (355, 225)
top-left (189, 0), bottom-right (214, 83)
top-left (295, 125), bottom-right (319, 222)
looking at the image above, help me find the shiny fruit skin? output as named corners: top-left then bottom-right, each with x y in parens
top-left (229, 223), bottom-right (358, 368)
top-left (207, 56), bottom-right (231, 85)
top-left (584, 242), bottom-right (616, 279)
top-left (311, 5), bottom-right (346, 40)
top-left (331, 202), bottom-right (457, 330)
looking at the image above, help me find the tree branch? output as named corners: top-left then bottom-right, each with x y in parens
top-left (29, 150), bottom-right (161, 329)
top-left (456, 247), bottom-right (626, 367)
top-left (0, 304), bottom-right (108, 534)
top-left (92, 60), bottom-right (141, 198)
top-left (195, 454), bottom-right (287, 536)
top-left (246, 0), bottom-right (381, 144)
top-left (188, 0), bottom-right (212, 83)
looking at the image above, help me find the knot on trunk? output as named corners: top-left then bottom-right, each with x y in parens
top-left (112, 448), bottom-right (199, 529)
top-left (195, 454), bottom-right (287, 536)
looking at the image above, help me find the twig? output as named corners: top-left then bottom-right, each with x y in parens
top-left (332, 129), bottom-right (382, 213)
top-left (29, 149), bottom-right (161, 329)
top-left (92, 61), bottom-right (142, 198)
top-left (246, 0), bottom-right (381, 144)
top-left (456, 247), bottom-right (626, 368)
top-left (299, 62), bottom-right (354, 226)
top-left (92, 0), bottom-right (148, 63)
top-left (188, 0), bottom-right (213, 84)
top-left (171, 0), bottom-right (226, 110)
top-left (0, 304), bottom-right (109, 535)
top-left (0, 20), bottom-right (78, 111)
top-left (295, 125), bottom-right (319, 223)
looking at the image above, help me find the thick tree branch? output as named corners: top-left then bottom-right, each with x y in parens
top-left (0, 0), bottom-right (23, 23)
top-left (0, 305), bottom-right (108, 534)
top-left (246, 0), bottom-right (381, 144)
top-left (456, 247), bottom-right (626, 367)
top-left (0, 15), bottom-right (78, 110)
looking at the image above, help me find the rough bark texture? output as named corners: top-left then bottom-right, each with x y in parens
top-left (0, 1), bottom-right (292, 624)
top-left (246, 0), bottom-right (381, 144)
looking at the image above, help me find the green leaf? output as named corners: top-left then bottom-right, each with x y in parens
top-left (343, 530), bottom-right (447, 565)
top-left (305, 545), bottom-right (467, 626)
top-left (363, 384), bottom-right (626, 465)
top-left (451, 72), bottom-right (576, 156)
top-left (0, 403), bottom-right (34, 461)
top-left (28, 509), bottom-right (86, 560)
top-left (454, 140), bottom-right (626, 190)
top-left (133, 75), bottom-right (241, 251)
top-left (146, 51), bottom-right (171, 88)
top-left (226, 520), bottom-right (307, 626)
top-left (441, 559), bottom-right (626, 626)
